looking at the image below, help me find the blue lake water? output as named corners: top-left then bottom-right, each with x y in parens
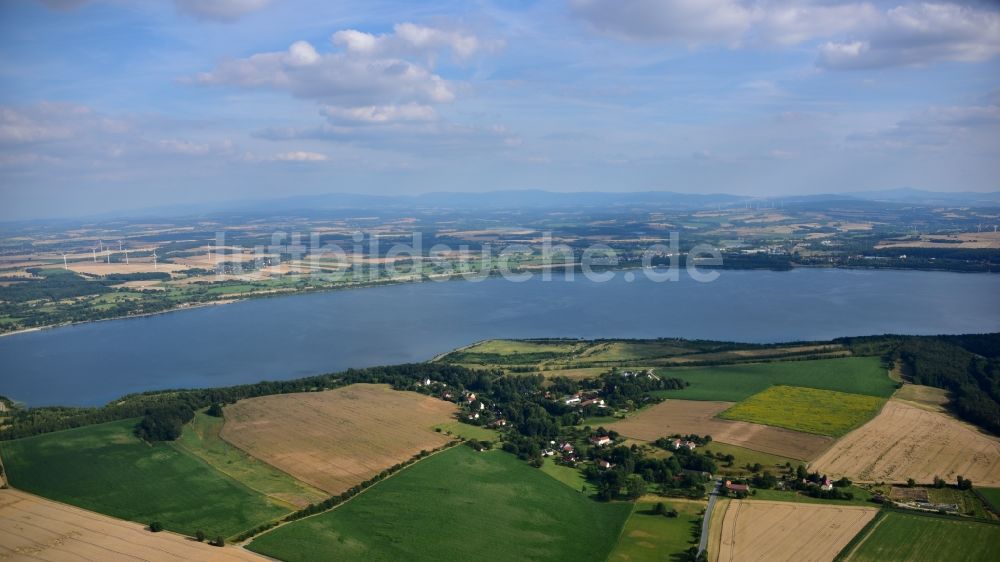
top-left (1, 268), bottom-right (998, 407)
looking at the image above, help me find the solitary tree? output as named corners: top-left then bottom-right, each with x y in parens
top-left (148, 521), bottom-right (163, 532)
top-left (195, 530), bottom-right (206, 542)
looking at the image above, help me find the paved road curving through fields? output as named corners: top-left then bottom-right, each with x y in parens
top-left (698, 479), bottom-right (722, 556)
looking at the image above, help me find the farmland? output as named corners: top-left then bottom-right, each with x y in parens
top-left (719, 386), bottom-right (886, 437)
top-left (609, 399), bottom-right (833, 460)
top-left (0, 419), bottom-right (287, 538)
top-left (173, 412), bottom-right (327, 509)
top-left (654, 357), bottom-right (894, 402)
top-left (246, 446), bottom-right (632, 562)
top-left (810, 400), bottom-right (1000, 486)
top-left (715, 500), bottom-right (878, 562)
top-left (700, 441), bottom-right (800, 477)
top-left (220, 384), bottom-right (457, 494)
top-left (0, 488), bottom-right (267, 561)
top-left (842, 511), bottom-right (1000, 562)
top-left (608, 500), bottom-right (704, 562)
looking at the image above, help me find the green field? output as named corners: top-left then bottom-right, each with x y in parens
top-left (540, 457), bottom-right (594, 493)
top-left (700, 441), bottom-right (799, 476)
top-left (654, 357), bottom-right (894, 402)
top-left (719, 386), bottom-right (886, 437)
top-left (173, 412), bottom-right (326, 509)
top-left (0, 418), bottom-right (287, 538)
top-left (432, 421), bottom-right (500, 442)
top-left (751, 486), bottom-right (875, 507)
top-left (247, 446), bottom-right (632, 562)
top-left (843, 511), bottom-right (1000, 562)
top-left (608, 500), bottom-right (704, 562)
top-left (978, 487), bottom-right (1000, 514)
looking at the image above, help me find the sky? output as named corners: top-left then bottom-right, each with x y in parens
top-left (1, 0), bottom-right (999, 220)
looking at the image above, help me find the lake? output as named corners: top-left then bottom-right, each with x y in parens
top-left (1, 268), bottom-right (998, 406)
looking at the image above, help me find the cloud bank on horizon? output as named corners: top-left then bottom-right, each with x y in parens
top-left (1, 0), bottom-right (998, 219)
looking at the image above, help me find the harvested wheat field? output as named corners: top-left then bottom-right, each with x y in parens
top-left (220, 384), bottom-right (457, 494)
top-left (716, 500), bottom-right (878, 562)
top-left (810, 399), bottom-right (1000, 486)
top-left (0, 488), bottom-right (265, 561)
top-left (609, 400), bottom-right (833, 460)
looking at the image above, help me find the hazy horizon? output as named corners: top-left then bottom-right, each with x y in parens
top-left (2, 0), bottom-right (999, 220)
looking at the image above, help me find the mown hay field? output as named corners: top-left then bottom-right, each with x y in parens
top-left (220, 384), bottom-right (457, 495)
top-left (247, 446), bottom-right (632, 562)
top-left (810, 400), bottom-right (1000, 486)
top-left (718, 386), bottom-right (886, 437)
top-left (0, 488), bottom-right (267, 561)
top-left (0, 419), bottom-right (287, 538)
top-left (716, 500), bottom-right (877, 562)
top-left (608, 399), bottom-right (833, 461)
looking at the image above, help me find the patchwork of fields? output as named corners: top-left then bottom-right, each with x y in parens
top-left (0, 419), bottom-right (288, 538)
top-left (715, 500), bottom-right (878, 562)
top-left (0, 488), bottom-right (267, 561)
top-left (220, 384), bottom-right (457, 495)
top-left (609, 399), bottom-right (833, 460)
top-left (718, 386), bottom-right (886, 437)
top-left (811, 400), bottom-right (1000, 486)
top-left (247, 446), bottom-right (632, 562)
top-left (842, 511), bottom-right (1000, 562)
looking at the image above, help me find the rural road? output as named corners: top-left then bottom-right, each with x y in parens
top-left (698, 479), bottom-right (722, 556)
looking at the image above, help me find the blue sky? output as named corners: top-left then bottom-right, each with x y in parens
top-left (1, 0), bottom-right (998, 219)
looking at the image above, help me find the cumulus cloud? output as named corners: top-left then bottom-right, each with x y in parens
top-left (332, 22), bottom-right (498, 61)
top-left (174, 0), bottom-right (269, 22)
top-left (320, 103), bottom-right (438, 125)
top-left (571, 1), bottom-right (1000, 69)
top-left (194, 33), bottom-right (460, 106)
top-left (817, 2), bottom-right (1000, 69)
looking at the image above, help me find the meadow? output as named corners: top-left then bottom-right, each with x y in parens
top-left (247, 446), bottom-right (632, 562)
top-left (173, 412), bottom-right (327, 509)
top-left (700, 441), bottom-right (799, 476)
top-left (842, 512), bottom-right (1000, 562)
top-left (0, 419), bottom-right (287, 538)
top-left (608, 500), bottom-right (703, 562)
top-left (978, 487), bottom-right (1000, 513)
top-left (653, 357), bottom-right (894, 402)
top-left (719, 386), bottom-right (886, 437)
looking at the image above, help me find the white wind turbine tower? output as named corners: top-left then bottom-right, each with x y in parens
top-left (61, 252), bottom-right (68, 270)
top-left (118, 240), bottom-right (123, 251)
top-left (152, 249), bottom-right (158, 271)
top-left (92, 247), bottom-right (97, 262)
top-left (124, 247), bottom-right (129, 265)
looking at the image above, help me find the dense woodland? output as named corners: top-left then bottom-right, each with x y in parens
top-left (840, 334), bottom-right (1000, 435)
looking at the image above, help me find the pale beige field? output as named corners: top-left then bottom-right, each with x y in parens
top-left (893, 383), bottom-right (949, 413)
top-left (220, 384), bottom-right (457, 495)
top-left (67, 261), bottom-right (189, 275)
top-left (810, 400), bottom-right (1000, 486)
top-left (0, 488), bottom-right (265, 561)
top-left (609, 400), bottom-right (833, 460)
top-left (876, 231), bottom-right (1000, 250)
top-left (716, 500), bottom-right (878, 562)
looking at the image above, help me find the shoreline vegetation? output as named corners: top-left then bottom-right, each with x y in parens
top-left (0, 263), bottom-right (996, 338)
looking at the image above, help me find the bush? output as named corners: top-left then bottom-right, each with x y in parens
top-left (195, 530), bottom-right (206, 542)
top-left (149, 521), bottom-right (163, 532)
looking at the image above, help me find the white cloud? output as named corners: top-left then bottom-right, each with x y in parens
top-left (195, 39), bottom-right (456, 106)
top-left (174, 0), bottom-right (269, 22)
top-left (571, 1), bottom-right (1000, 69)
top-left (818, 3), bottom-right (1000, 69)
top-left (273, 151), bottom-right (328, 162)
top-left (321, 103), bottom-right (438, 124)
top-left (0, 103), bottom-right (123, 145)
top-left (332, 23), bottom-right (498, 61)
top-left (846, 101), bottom-right (1000, 148)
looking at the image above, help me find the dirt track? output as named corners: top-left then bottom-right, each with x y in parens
top-left (810, 399), bottom-right (1000, 485)
top-left (716, 500), bottom-right (877, 562)
top-left (220, 384), bottom-right (456, 494)
top-left (0, 488), bottom-right (265, 561)
top-left (609, 400), bottom-right (833, 460)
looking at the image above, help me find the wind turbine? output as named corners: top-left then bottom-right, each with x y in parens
top-left (124, 248), bottom-right (129, 265)
top-left (61, 252), bottom-right (68, 270)
top-left (92, 247), bottom-right (97, 262)
top-left (106, 249), bottom-right (111, 264)
top-left (118, 239), bottom-right (123, 251)
top-left (152, 249), bottom-right (158, 271)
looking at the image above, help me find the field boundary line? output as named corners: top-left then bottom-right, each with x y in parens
top-left (832, 508), bottom-right (887, 562)
top-left (236, 441), bottom-right (464, 548)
